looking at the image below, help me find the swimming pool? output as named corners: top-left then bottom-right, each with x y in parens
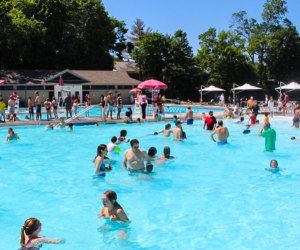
top-left (1, 116), bottom-right (300, 249)
top-left (14, 105), bottom-right (222, 120)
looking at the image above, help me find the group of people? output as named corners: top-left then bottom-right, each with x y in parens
top-left (13, 92), bottom-right (299, 248)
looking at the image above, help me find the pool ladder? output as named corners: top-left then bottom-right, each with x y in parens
top-left (64, 105), bottom-right (99, 124)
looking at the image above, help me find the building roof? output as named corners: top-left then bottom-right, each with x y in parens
top-left (0, 69), bottom-right (139, 85)
top-left (114, 61), bottom-right (137, 72)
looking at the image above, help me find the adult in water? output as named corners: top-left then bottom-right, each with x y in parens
top-left (19, 217), bottom-right (64, 250)
top-left (94, 144), bottom-right (112, 177)
top-left (183, 106), bottom-right (194, 125)
top-left (292, 103), bottom-right (300, 128)
top-left (98, 190), bottom-right (129, 222)
top-left (258, 122), bottom-right (276, 151)
top-left (122, 139), bottom-right (150, 172)
top-left (210, 120), bottom-right (229, 145)
top-left (203, 111), bottom-right (217, 130)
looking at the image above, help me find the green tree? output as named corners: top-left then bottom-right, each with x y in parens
top-left (196, 28), bottom-right (255, 91)
top-left (0, 0), bottom-right (126, 69)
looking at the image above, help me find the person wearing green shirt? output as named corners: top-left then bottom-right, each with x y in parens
top-left (258, 122), bottom-right (276, 151)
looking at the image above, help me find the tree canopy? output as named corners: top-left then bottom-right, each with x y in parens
top-left (0, 0), bottom-right (127, 69)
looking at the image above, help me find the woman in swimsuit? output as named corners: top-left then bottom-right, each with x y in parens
top-left (98, 190), bottom-right (129, 222)
top-left (19, 217), bottom-right (64, 250)
top-left (6, 127), bottom-right (20, 142)
top-left (94, 144), bottom-right (112, 176)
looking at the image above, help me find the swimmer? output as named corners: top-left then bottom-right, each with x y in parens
top-left (58, 117), bottom-right (66, 128)
top-left (118, 130), bottom-right (130, 143)
top-left (291, 136), bottom-right (300, 142)
top-left (122, 139), bottom-right (150, 172)
top-left (154, 113), bottom-right (164, 121)
top-left (98, 190), bottom-right (129, 222)
top-left (243, 124), bottom-right (251, 134)
top-left (263, 113), bottom-right (269, 124)
top-left (136, 118), bottom-right (141, 124)
top-left (183, 106), bottom-right (193, 125)
top-left (154, 123), bottom-right (173, 137)
top-left (6, 127), bottom-right (20, 142)
top-left (157, 146), bottom-right (175, 163)
top-left (200, 112), bottom-right (206, 121)
top-left (94, 144), bottom-right (112, 176)
top-left (146, 147), bottom-right (157, 173)
top-left (45, 123), bottom-right (54, 130)
top-left (20, 217), bottom-right (64, 250)
top-left (235, 116), bottom-right (244, 124)
top-left (173, 121), bottom-right (184, 140)
top-left (67, 123), bottom-right (73, 131)
top-left (172, 115), bottom-right (178, 124)
top-left (266, 159), bottom-right (285, 173)
top-left (258, 122), bottom-right (276, 151)
top-left (210, 120), bottom-right (229, 144)
top-left (107, 136), bottom-right (118, 153)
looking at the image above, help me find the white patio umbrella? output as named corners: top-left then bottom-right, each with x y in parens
top-left (199, 85), bottom-right (225, 102)
top-left (275, 81), bottom-right (300, 92)
top-left (232, 83), bottom-right (262, 102)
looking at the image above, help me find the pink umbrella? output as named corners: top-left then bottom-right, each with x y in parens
top-left (137, 79), bottom-right (168, 90)
top-left (130, 88), bottom-right (142, 93)
top-left (0, 80), bottom-right (6, 85)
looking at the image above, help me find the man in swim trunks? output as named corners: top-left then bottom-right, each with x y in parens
top-left (35, 91), bottom-right (42, 120)
top-left (183, 106), bottom-right (194, 125)
top-left (203, 111), bottom-right (217, 130)
top-left (258, 122), bottom-right (276, 151)
top-left (293, 103), bottom-right (300, 128)
top-left (210, 120), bottom-right (229, 144)
top-left (122, 139), bottom-right (150, 172)
top-left (173, 121), bottom-right (184, 140)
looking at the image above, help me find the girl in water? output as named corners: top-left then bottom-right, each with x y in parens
top-left (94, 144), bottom-right (112, 177)
top-left (19, 217), bottom-right (64, 249)
top-left (6, 127), bottom-right (20, 142)
top-left (98, 190), bottom-right (129, 222)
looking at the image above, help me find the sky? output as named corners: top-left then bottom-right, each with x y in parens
top-left (102, 0), bottom-right (300, 54)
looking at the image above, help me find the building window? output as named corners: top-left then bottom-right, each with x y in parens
top-left (26, 86), bottom-right (44, 90)
top-left (16, 86), bottom-right (26, 90)
top-left (117, 85), bottom-right (133, 89)
top-left (83, 85), bottom-right (90, 90)
top-left (0, 86), bottom-right (14, 90)
top-left (45, 86), bottom-right (54, 90)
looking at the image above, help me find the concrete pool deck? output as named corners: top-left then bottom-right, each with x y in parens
top-left (0, 104), bottom-right (293, 127)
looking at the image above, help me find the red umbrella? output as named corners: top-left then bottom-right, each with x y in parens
top-left (130, 88), bottom-right (142, 93)
top-left (138, 79), bottom-right (168, 89)
top-left (0, 80), bottom-right (6, 85)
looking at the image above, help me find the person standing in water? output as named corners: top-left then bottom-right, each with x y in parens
top-left (98, 190), bottom-right (129, 222)
top-left (210, 120), bottom-right (229, 144)
top-left (258, 122), bottom-right (276, 151)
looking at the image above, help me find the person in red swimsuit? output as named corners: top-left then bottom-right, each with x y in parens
top-left (203, 111), bottom-right (217, 130)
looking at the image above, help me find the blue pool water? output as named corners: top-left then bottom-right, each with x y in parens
top-left (14, 105), bottom-right (221, 120)
top-left (1, 116), bottom-right (300, 249)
